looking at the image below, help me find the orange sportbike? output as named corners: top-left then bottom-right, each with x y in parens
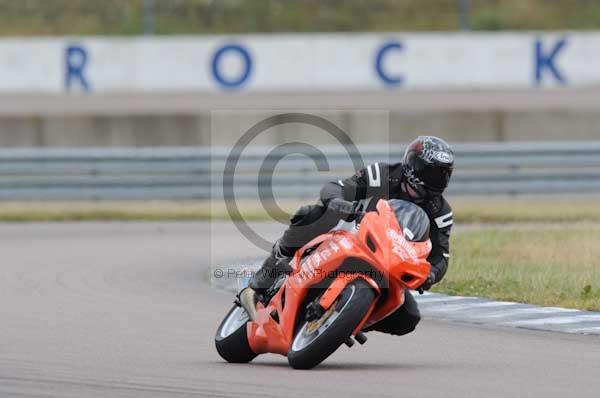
top-left (215, 199), bottom-right (432, 369)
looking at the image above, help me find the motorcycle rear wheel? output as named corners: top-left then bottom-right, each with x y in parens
top-left (287, 278), bottom-right (375, 369)
top-left (215, 305), bottom-right (257, 363)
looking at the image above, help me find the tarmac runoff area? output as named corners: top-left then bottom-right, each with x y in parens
top-left (1, 221), bottom-right (599, 398)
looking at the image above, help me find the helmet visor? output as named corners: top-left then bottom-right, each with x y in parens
top-left (416, 163), bottom-right (453, 192)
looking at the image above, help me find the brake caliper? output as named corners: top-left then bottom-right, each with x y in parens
top-left (305, 300), bottom-right (326, 322)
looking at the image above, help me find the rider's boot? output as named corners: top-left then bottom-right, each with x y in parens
top-left (239, 240), bottom-right (293, 320)
top-left (238, 287), bottom-right (260, 321)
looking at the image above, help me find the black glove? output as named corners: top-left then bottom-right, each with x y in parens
top-left (328, 198), bottom-right (360, 221)
top-left (417, 271), bottom-right (437, 294)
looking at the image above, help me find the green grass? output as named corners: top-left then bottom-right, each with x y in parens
top-left (434, 225), bottom-right (600, 311)
top-left (451, 198), bottom-right (600, 223)
top-left (0, 201), bottom-right (289, 222)
top-left (1, 0), bottom-right (600, 36)
top-left (1, 198), bottom-right (600, 223)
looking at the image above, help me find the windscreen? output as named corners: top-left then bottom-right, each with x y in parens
top-left (388, 199), bottom-right (430, 242)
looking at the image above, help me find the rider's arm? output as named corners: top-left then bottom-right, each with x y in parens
top-left (428, 224), bottom-right (451, 284)
top-left (319, 163), bottom-right (387, 205)
top-left (319, 182), bottom-right (360, 221)
top-left (319, 181), bottom-right (345, 205)
top-left (426, 197), bottom-right (453, 284)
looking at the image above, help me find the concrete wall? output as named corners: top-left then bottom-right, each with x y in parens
top-left (2, 32), bottom-right (598, 147)
top-left (2, 33), bottom-right (599, 93)
top-left (0, 115), bottom-right (209, 147)
top-left (2, 110), bottom-right (600, 147)
top-left (1, 90), bottom-right (599, 147)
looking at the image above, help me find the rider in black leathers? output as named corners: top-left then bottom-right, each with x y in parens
top-left (241, 136), bottom-right (454, 336)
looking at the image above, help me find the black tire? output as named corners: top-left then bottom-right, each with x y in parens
top-left (287, 279), bottom-right (375, 369)
top-left (215, 305), bottom-right (257, 363)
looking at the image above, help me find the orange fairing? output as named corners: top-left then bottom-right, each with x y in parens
top-left (246, 199), bottom-right (432, 356)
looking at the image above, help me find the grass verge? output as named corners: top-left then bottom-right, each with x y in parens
top-left (1, 198), bottom-right (600, 223)
top-left (0, 201), bottom-right (288, 222)
top-left (3, 0), bottom-right (600, 35)
top-left (434, 225), bottom-right (600, 311)
top-left (452, 198), bottom-right (600, 223)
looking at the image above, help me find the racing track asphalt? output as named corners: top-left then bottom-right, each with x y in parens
top-left (1, 221), bottom-right (599, 398)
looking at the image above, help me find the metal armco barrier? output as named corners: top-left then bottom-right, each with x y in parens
top-left (1, 142), bottom-right (599, 200)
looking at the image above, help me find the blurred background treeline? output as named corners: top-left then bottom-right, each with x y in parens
top-left (2, 0), bottom-right (600, 36)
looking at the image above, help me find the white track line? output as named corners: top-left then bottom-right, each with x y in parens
top-left (501, 314), bottom-right (600, 327)
top-left (414, 296), bottom-right (479, 304)
top-left (473, 306), bottom-right (579, 320)
top-left (564, 325), bottom-right (600, 333)
top-left (426, 301), bottom-right (519, 313)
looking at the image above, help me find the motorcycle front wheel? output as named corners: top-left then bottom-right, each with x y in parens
top-left (215, 305), bottom-right (257, 363)
top-left (287, 278), bottom-right (375, 369)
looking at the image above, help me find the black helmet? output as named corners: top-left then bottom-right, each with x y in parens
top-left (402, 136), bottom-right (454, 199)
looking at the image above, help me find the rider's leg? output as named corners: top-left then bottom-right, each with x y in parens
top-left (362, 290), bottom-right (421, 335)
top-left (247, 203), bottom-right (341, 294)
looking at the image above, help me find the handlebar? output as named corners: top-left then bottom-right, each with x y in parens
top-left (352, 211), bottom-right (366, 224)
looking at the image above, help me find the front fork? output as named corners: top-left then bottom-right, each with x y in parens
top-left (318, 273), bottom-right (381, 334)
